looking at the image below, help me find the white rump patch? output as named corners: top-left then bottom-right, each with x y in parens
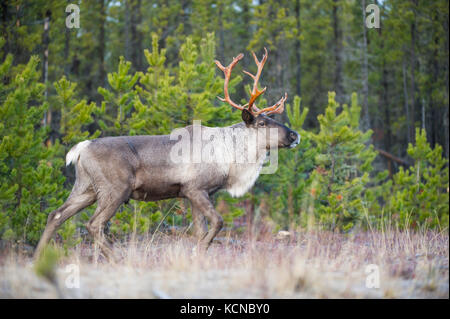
top-left (66, 140), bottom-right (91, 166)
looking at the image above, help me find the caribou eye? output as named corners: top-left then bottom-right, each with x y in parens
top-left (258, 121), bottom-right (265, 127)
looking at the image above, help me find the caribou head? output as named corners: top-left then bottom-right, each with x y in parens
top-left (215, 48), bottom-right (300, 151)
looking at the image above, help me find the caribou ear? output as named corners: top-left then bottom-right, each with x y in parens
top-left (242, 109), bottom-right (255, 125)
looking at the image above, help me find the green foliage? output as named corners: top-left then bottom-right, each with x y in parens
top-left (249, 0), bottom-right (297, 51)
top-left (98, 56), bottom-right (139, 135)
top-left (258, 96), bottom-right (316, 228)
top-left (54, 76), bottom-right (101, 144)
top-left (58, 219), bottom-right (82, 255)
top-left (308, 92), bottom-right (377, 231)
top-left (34, 245), bottom-right (61, 286)
top-left (384, 128), bottom-right (449, 228)
top-left (129, 32), bottom-right (240, 136)
top-left (110, 201), bottom-right (163, 237)
top-left (0, 4), bottom-right (448, 251)
top-left (0, 54), bottom-right (67, 244)
top-left (214, 194), bottom-right (245, 228)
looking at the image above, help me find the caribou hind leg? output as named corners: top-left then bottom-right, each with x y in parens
top-left (85, 188), bottom-right (131, 261)
top-left (34, 162), bottom-right (96, 260)
top-left (34, 189), bottom-right (96, 260)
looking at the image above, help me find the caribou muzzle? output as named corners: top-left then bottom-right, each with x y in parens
top-left (287, 130), bottom-right (300, 148)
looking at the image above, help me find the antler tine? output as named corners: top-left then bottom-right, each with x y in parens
top-left (215, 48), bottom-right (287, 116)
top-left (243, 47), bottom-right (269, 112)
top-left (215, 53), bottom-right (247, 111)
top-left (254, 92), bottom-right (288, 116)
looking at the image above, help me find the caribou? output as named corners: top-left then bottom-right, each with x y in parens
top-left (34, 48), bottom-right (300, 260)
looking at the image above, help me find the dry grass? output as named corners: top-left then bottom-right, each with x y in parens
top-left (0, 229), bottom-right (448, 299)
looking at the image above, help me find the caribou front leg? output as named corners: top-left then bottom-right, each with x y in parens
top-left (185, 190), bottom-right (223, 252)
top-left (191, 203), bottom-right (208, 240)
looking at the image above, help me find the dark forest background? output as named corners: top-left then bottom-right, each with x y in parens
top-left (0, 0), bottom-right (448, 245)
top-left (2, 0), bottom-right (449, 158)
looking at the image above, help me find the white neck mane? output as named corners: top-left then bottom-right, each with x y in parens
top-left (219, 123), bottom-right (268, 197)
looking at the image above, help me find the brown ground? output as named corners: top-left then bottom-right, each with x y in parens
top-left (0, 230), bottom-right (448, 298)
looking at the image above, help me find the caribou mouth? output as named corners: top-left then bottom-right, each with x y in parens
top-left (289, 134), bottom-right (300, 148)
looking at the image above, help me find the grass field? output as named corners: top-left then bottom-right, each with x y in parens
top-left (0, 229), bottom-right (448, 299)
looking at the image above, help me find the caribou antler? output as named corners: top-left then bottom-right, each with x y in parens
top-left (243, 47), bottom-right (287, 116)
top-left (214, 53), bottom-right (247, 111)
top-left (215, 48), bottom-right (287, 116)
top-left (243, 48), bottom-right (268, 113)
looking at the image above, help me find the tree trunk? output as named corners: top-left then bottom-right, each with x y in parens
top-left (130, 0), bottom-right (143, 71)
top-left (377, 7), bottom-right (391, 154)
top-left (124, 0), bottom-right (131, 62)
top-left (429, 8), bottom-right (439, 149)
top-left (1, 2), bottom-right (9, 57)
top-left (409, 0), bottom-right (417, 142)
top-left (98, 0), bottom-right (106, 92)
top-left (242, 0), bottom-right (250, 46)
top-left (294, 0), bottom-right (301, 97)
top-left (332, 0), bottom-right (343, 103)
top-left (361, 0), bottom-right (370, 131)
top-left (445, 12), bottom-right (449, 158)
top-left (445, 103), bottom-right (449, 159)
top-left (381, 60), bottom-right (391, 148)
top-left (421, 97), bottom-right (425, 130)
top-left (42, 10), bottom-right (51, 128)
top-left (402, 60), bottom-right (411, 146)
top-left (64, 0), bottom-right (71, 76)
top-left (218, 1), bottom-right (225, 62)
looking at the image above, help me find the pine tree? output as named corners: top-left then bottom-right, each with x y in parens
top-left (0, 54), bottom-right (67, 243)
top-left (54, 76), bottom-right (101, 144)
top-left (385, 128), bottom-right (449, 228)
top-left (308, 92), bottom-right (377, 231)
top-left (98, 56), bottom-right (139, 136)
top-left (129, 32), bottom-right (240, 136)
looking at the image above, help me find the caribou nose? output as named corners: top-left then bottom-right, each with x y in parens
top-left (288, 130), bottom-right (300, 148)
top-left (289, 131), bottom-right (298, 143)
